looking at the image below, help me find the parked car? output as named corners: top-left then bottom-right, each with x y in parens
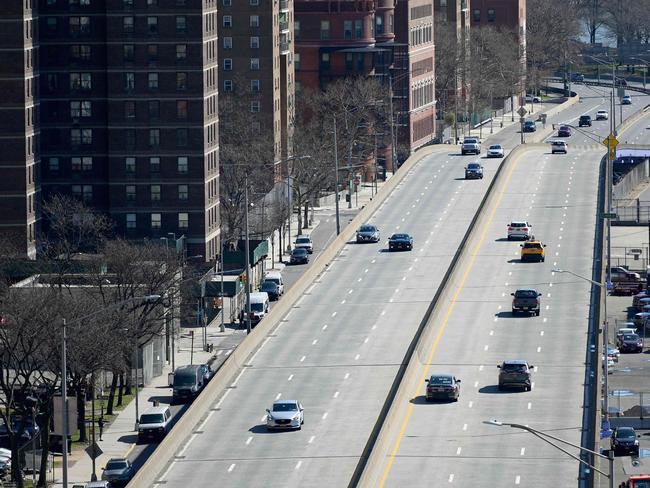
top-left (617, 326), bottom-right (638, 338)
top-left (551, 140), bottom-right (568, 154)
top-left (633, 291), bottom-right (650, 309)
top-left (578, 115), bottom-right (592, 127)
top-left (464, 162), bottom-right (484, 179)
top-left (571, 73), bottom-right (585, 82)
top-left (507, 220), bottom-right (532, 240)
top-left (171, 365), bottom-right (204, 404)
top-left (199, 363), bottom-right (214, 383)
top-left (523, 120), bottom-right (537, 132)
top-left (290, 248), bottom-right (309, 265)
top-left (610, 266), bottom-right (641, 283)
top-left (425, 374), bottom-right (461, 401)
top-left (487, 144), bottom-right (505, 158)
top-left (525, 94), bottom-right (542, 103)
top-left (294, 235), bottom-right (313, 253)
top-left (247, 292), bottom-right (270, 326)
top-left (520, 240), bottom-right (546, 262)
top-left (138, 405), bottom-right (172, 443)
top-left (622, 94), bottom-right (632, 105)
top-left (498, 360), bottom-right (534, 391)
top-left (263, 271), bottom-right (285, 296)
top-left (266, 400), bottom-right (304, 431)
top-left (101, 458), bottom-right (134, 486)
top-left (596, 110), bottom-right (609, 120)
top-left (356, 224), bottom-right (380, 243)
top-left (388, 233), bottom-right (413, 251)
top-left (617, 333), bottom-right (643, 353)
top-left (611, 427), bottom-right (639, 455)
top-left (558, 125), bottom-right (572, 137)
top-left (511, 288), bottom-right (542, 316)
top-left (261, 280), bottom-right (281, 301)
top-left (616, 78), bottom-right (628, 87)
top-left (461, 137), bottom-right (481, 155)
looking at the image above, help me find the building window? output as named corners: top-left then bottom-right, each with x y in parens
top-left (176, 129), bottom-right (188, 147)
top-left (148, 100), bottom-right (160, 119)
top-left (70, 100), bottom-right (91, 117)
top-left (72, 156), bottom-right (92, 171)
top-left (71, 45), bottom-right (91, 61)
top-left (250, 36), bottom-right (259, 49)
top-left (250, 58), bottom-right (260, 70)
top-left (176, 16), bottom-right (187, 33)
top-left (148, 72), bottom-right (159, 89)
top-left (223, 0), bottom-right (231, 5)
top-left (223, 37), bottom-right (233, 49)
top-left (48, 157), bottom-right (60, 171)
top-left (147, 17), bottom-right (158, 34)
top-left (70, 16), bottom-right (90, 35)
top-left (147, 44), bottom-right (158, 61)
top-left (177, 156), bottom-right (188, 173)
top-left (354, 19), bottom-right (363, 38)
top-left (320, 20), bottom-right (330, 40)
top-left (125, 157), bottom-right (136, 173)
top-left (250, 15), bottom-right (259, 28)
top-left (150, 157), bottom-right (160, 173)
top-left (223, 15), bottom-right (232, 28)
top-left (473, 9), bottom-right (480, 21)
top-left (321, 52), bottom-right (330, 70)
top-left (123, 0), bottom-right (133, 6)
top-left (223, 58), bottom-right (232, 70)
top-left (357, 53), bottom-right (364, 70)
top-left (71, 72), bottom-right (91, 90)
top-left (151, 213), bottom-right (161, 229)
top-left (72, 185), bottom-right (81, 199)
top-left (125, 130), bottom-right (136, 149)
top-left (176, 72), bottom-right (187, 90)
top-left (295, 52), bottom-right (301, 70)
top-left (123, 44), bottom-right (134, 62)
top-left (176, 100), bottom-right (188, 119)
top-left (250, 101), bottom-right (260, 113)
top-left (123, 16), bottom-right (134, 33)
top-left (178, 184), bottom-right (188, 200)
top-left (178, 213), bottom-right (189, 229)
top-left (126, 214), bottom-right (136, 229)
top-left (47, 17), bottom-right (57, 32)
top-left (150, 185), bottom-right (161, 201)
top-left (126, 185), bottom-right (136, 202)
top-left (487, 9), bottom-right (496, 21)
top-left (344, 20), bottom-right (352, 40)
top-left (345, 53), bottom-right (353, 70)
top-left (295, 20), bottom-right (301, 40)
top-left (71, 128), bottom-right (92, 145)
top-left (376, 15), bottom-right (384, 35)
top-left (124, 100), bottom-right (136, 119)
top-left (149, 129), bottom-right (160, 147)
top-left (82, 185), bottom-right (92, 202)
top-left (124, 72), bottom-right (135, 90)
top-left (250, 0), bottom-right (259, 4)
top-left (224, 79), bottom-right (233, 91)
top-left (176, 44), bottom-right (187, 60)
top-left (251, 79), bottom-right (260, 92)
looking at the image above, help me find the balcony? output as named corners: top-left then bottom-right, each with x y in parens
top-left (280, 42), bottom-right (290, 54)
top-left (279, 20), bottom-right (289, 32)
top-left (279, 0), bottom-right (289, 12)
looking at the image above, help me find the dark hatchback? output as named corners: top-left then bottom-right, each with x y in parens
top-left (523, 121), bottom-right (536, 132)
top-left (260, 280), bottom-right (281, 300)
top-left (290, 248), bottom-right (309, 264)
top-left (388, 233), bottom-right (413, 251)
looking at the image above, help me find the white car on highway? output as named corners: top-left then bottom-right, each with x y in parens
top-left (507, 220), bottom-right (532, 240)
top-left (596, 110), bottom-right (609, 120)
top-left (266, 400), bottom-right (304, 430)
top-left (487, 144), bottom-right (504, 158)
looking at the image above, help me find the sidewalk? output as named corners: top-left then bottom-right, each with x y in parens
top-left (57, 319), bottom-right (238, 486)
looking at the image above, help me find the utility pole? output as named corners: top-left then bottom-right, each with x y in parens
top-left (347, 144), bottom-right (352, 209)
top-left (219, 229), bottom-right (225, 333)
top-left (61, 318), bottom-right (68, 488)
top-left (244, 177), bottom-right (252, 335)
top-left (333, 116), bottom-right (341, 235)
top-left (388, 74), bottom-right (397, 173)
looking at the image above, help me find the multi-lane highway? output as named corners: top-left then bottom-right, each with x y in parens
top-left (144, 85), bottom-right (649, 488)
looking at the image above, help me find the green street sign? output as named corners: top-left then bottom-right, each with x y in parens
top-left (602, 212), bottom-right (617, 219)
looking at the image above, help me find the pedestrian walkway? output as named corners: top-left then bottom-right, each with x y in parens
top-left (54, 319), bottom-right (237, 486)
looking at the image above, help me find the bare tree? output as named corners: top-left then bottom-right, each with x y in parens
top-left (599, 0), bottom-right (650, 45)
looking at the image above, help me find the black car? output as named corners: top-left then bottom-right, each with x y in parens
top-left (557, 125), bottom-right (572, 137)
top-left (101, 458), bottom-right (135, 487)
top-left (615, 78), bottom-right (628, 87)
top-left (523, 121), bottom-right (536, 132)
top-left (511, 288), bottom-right (541, 316)
top-left (611, 427), bottom-right (639, 455)
top-left (571, 73), bottom-right (585, 82)
top-left (356, 224), bottom-right (380, 243)
top-left (617, 333), bottom-right (643, 353)
top-left (425, 374), bottom-right (461, 401)
top-left (498, 360), bottom-right (534, 391)
top-left (464, 162), bottom-right (484, 179)
top-left (578, 115), bottom-right (592, 127)
top-left (388, 233), bottom-right (413, 251)
top-left (260, 280), bottom-right (281, 300)
top-left (290, 248), bottom-right (309, 264)
top-left (172, 365), bottom-right (204, 404)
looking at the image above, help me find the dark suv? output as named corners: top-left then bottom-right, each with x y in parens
top-left (498, 360), bottom-right (534, 391)
top-left (611, 427), bottom-right (639, 455)
top-left (578, 115), bottom-right (592, 127)
top-left (172, 365), bottom-right (204, 404)
top-left (511, 288), bottom-right (542, 316)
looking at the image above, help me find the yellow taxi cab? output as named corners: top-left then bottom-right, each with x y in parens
top-left (520, 239), bottom-right (546, 262)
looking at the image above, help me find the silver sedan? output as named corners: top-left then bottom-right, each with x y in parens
top-left (487, 144), bottom-right (504, 158)
top-left (266, 400), bottom-right (304, 430)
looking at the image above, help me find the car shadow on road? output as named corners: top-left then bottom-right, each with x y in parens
top-left (249, 424), bottom-right (295, 434)
top-left (495, 311), bottom-right (519, 319)
top-left (494, 238), bottom-right (513, 242)
top-left (118, 433), bottom-right (139, 444)
top-left (478, 385), bottom-right (523, 394)
top-left (410, 395), bottom-right (456, 405)
top-left (148, 395), bottom-right (172, 405)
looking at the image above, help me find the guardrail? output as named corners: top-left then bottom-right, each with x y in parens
top-left (544, 77), bottom-right (650, 95)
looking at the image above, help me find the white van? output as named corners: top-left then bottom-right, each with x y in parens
top-left (138, 405), bottom-right (172, 442)
top-left (248, 292), bottom-right (270, 326)
top-left (264, 271), bottom-right (285, 295)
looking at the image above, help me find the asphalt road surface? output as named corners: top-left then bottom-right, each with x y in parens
top-left (147, 86), bottom-right (645, 488)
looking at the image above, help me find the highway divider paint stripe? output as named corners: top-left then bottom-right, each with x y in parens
top-left (126, 144), bottom-right (453, 488)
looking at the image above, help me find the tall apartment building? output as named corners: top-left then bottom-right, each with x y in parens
top-left (217, 0), bottom-right (296, 178)
top-left (393, 0), bottom-right (436, 155)
top-left (36, 0), bottom-right (220, 261)
top-left (0, 0), bottom-right (39, 258)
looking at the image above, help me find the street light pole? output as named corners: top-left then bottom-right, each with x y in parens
top-left (61, 318), bottom-right (68, 488)
top-left (484, 420), bottom-right (614, 488)
top-left (333, 115), bottom-right (341, 235)
top-left (244, 177), bottom-right (252, 335)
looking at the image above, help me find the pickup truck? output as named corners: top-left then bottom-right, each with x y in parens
top-left (461, 137), bottom-right (481, 155)
top-left (610, 266), bottom-right (641, 283)
top-left (511, 288), bottom-right (541, 316)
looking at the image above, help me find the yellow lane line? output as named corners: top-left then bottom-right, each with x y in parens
top-left (378, 151), bottom-right (523, 487)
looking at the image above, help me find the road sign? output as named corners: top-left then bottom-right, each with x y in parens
top-left (602, 133), bottom-right (619, 149)
top-left (517, 106), bottom-right (528, 117)
top-left (353, 177), bottom-right (360, 186)
top-left (602, 212), bottom-right (617, 219)
top-left (85, 442), bottom-right (103, 460)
